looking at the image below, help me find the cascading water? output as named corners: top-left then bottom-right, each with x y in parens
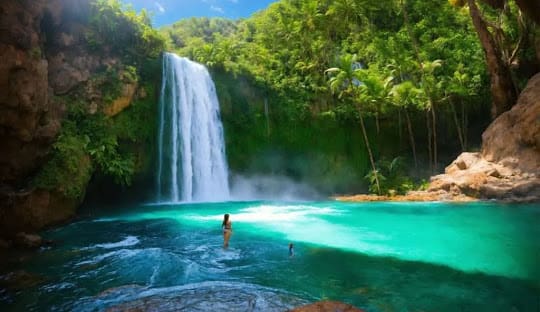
top-left (156, 52), bottom-right (230, 202)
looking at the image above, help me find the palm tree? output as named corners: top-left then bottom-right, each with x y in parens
top-left (325, 54), bottom-right (381, 195)
top-left (390, 81), bottom-right (422, 168)
top-left (420, 59), bottom-right (443, 172)
top-left (446, 67), bottom-right (472, 151)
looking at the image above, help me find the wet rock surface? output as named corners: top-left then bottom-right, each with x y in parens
top-left (0, 270), bottom-right (45, 292)
top-left (289, 300), bottom-right (365, 312)
top-left (78, 282), bottom-right (310, 312)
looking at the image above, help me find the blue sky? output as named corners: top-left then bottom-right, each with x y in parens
top-left (123, 0), bottom-right (278, 27)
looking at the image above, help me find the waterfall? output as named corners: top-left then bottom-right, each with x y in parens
top-left (156, 52), bottom-right (230, 202)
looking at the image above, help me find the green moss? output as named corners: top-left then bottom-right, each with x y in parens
top-left (33, 124), bottom-right (93, 199)
top-left (32, 78), bottom-right (159, 198)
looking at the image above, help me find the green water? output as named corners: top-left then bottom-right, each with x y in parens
top-left (2, 201), bottom-right (539, 311)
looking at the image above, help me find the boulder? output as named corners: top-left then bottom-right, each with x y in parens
top-left (482, 73), bottom-right (540, 173)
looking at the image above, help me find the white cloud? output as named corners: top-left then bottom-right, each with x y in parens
top-left (154, 2), bottom-right (165, 13)
top-left (210, 5), bottom-right (224, 13)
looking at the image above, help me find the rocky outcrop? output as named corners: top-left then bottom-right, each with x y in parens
top-left (0, 0), bottom-right (139, 236)
top-left (0, 0), bottom-right (57, 186)
top-left (427, 73), bottom-right (540, 202)
top-left (103, 71), bottom-right (138, 116)
top-left (0, 189), bottom-right (80, 235)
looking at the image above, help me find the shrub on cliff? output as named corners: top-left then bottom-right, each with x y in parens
top-left (86, 0), bottom-right (165, 60)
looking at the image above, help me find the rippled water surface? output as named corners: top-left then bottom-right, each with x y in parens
top-left (2, 201), bottom-right (539, 311)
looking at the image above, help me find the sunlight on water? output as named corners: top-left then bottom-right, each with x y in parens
top-left (5, 201), bottom-right (538, 312)
top-left (93, 201), bottom-right (539, 280)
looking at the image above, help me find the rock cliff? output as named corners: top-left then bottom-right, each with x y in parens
top-left (0, 0), bottom-right (143, 237)
top-left (428, 73), bottom-right (540, 202)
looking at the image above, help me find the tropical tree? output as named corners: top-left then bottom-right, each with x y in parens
top-left (445, 66), bottom-right (479, 151)
top-left (419, 59), bottom-right (443, 172)
top-left (326, 54), bottom-right (381, 194)
top-left (450, 0), bottom-right (539, 118)
top-left (390, 81), bottom-right (422, 168)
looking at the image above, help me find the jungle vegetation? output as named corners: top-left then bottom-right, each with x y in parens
top-left (161, 0), bottom-right (538, 194)
top-left (35, 0), bottom-right (539, 199)
top-left (34, 0), bottom-right (166, 199)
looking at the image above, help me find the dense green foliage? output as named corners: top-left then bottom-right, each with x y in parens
top-left (34, 0), bottom-right (164, 199)
top-left (162, 0), bottom-right (524, 193)
top-left (87, 0), bottom-right (165, 60)
top-left (35, 0), bottom-right (537, 197)
top-left (34, 78), bottom-right (158, 198)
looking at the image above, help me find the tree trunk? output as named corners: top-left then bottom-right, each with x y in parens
top-left (467, 0), bottom-right (517, 118)
top-left (375, 111), bottom-right (380, 135)
top-left (462, 99), bottom-right (468, 150)
top-left (450, 97), bottom-right (465, 151)
top-left (398, 108), bottom-right (403, 149)
top-left (430, 100), bottom-right (438, 171)
top-left (264, 97), bottom-right (271, 138)
top-left (426, 109), bottom-right (433, 172)
top-left (404, 109), bottom-right (418, 168)
top-left (358, 109), bottom-right (381, 195)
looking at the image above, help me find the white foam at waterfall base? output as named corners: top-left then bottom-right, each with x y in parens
top-left (156, 53), bottom-right (230, 203)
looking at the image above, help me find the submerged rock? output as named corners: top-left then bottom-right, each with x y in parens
top-left (14, 232), bottom-right (42, 248)
top-left (80, 282), bottom-right (309, 312)
top-left (0, 270), bottom-right (45, 291)
top-left (289, 300), bottom-right (365, 312)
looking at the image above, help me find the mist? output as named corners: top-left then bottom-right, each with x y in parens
top-left (229, 174), bottom-right (324, 201)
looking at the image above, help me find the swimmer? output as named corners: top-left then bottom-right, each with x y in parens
top-left (222, 213), bottom-right (232, 249)
top-left (289, 243), bottom-right (294, 257)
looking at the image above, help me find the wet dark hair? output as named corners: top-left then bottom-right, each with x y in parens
top-left (222, 214), bottom-right (229, 226)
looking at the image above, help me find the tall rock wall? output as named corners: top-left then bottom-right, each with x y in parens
top-left (0, 0), bottom-right (139, 236)
top-left (0, 0), bottom-right (54, 187)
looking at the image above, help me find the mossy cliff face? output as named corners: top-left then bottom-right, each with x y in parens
top-left (0, 0), bottom-right (161, 236)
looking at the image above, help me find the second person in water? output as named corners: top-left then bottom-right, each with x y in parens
top-left (222, 213), bottom-right (232, 249)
